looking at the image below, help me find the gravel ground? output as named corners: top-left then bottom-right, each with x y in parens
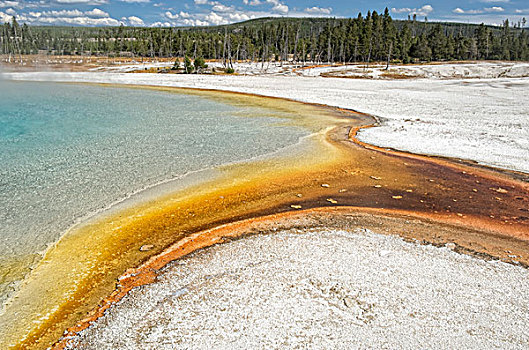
top-left (71, 228), bottom-right (529, 349)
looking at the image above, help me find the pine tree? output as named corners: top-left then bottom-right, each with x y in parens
top-left (429, 24), bottom-right (446, 61)
top-left (184, 55), bottom-right (193, 73)
top-left (193, 56), bottom-right (207, 73)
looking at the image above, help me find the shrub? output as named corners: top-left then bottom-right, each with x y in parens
top-left (172, 59), bottom-right (180, 70)
top-left (194, 57), bottom-right (208, 73)
top-left (184, 56), bottom-right (194, 74)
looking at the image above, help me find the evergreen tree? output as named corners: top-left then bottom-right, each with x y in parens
top-left (184, 55), bottom-right (193, 73)
top-left (411, 33), bottom-right (431, 61)
top-left (193, 56), bottom-right (207, 73)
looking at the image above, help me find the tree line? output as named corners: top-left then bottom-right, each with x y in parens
top-left (1, 9), bottom-right (528, 64)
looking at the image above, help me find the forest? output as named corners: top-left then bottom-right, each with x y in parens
top-left (1, 8), bottom-right (528, 64)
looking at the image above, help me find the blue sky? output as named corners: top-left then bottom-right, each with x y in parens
top-left (1, 0), bottom-right (528, 27)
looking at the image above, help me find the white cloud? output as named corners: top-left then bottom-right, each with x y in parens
top-left (165, 10), bottom-right (178, 19)
top-left (485, 6), bottom-right (504, 12)
top-left (55, 0), bottom-right (108, 4)
top-left (183, 0), bottom-right (289, 26)
top-left (392, 5), bottom-right (433, 17)
top-left (128, 15), bottom-right (144, 25)
top-left (41, 9), bottom-right (84, 17)
top-left (178, 18), bottom-right (208, 26)
top-left (0, 1), bottom-right (21, 9)
top-left (1, 10), bottom-right (12, 22)
top-left (120, 0), bottom-right (150, 3)
top-left (452, 6), bottom-right (505, 15)
top-left (212, 3), bottom-right (233, 13)
top-left (263, 0), bottom-right (288, 14)
top-left (34, 15), bottom-right (119, 25)
top-left (304, 7), bottom-right (332, 15)
top-left (205, 11), bottom-right (224, 25)
top-left (228, 12), bottom-right (250, 21)
top-left (150, 20), bottom-right (170, 27)
top-left (3, 5), bottom-right (126, 26)
top-left (160, 2), bottom-right (265, 27)
top-left (85, 8), bottom-right (108, 17)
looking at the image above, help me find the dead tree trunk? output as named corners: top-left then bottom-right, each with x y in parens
top-left (293, 26), bottom-right (300, 65)
top-left (222, 28), bottom-right (227, 68)
top-left (385, 41), bottom-right (393, 70)
top-left (261, 33), bottom-right (266, 70)
top-left (366, 38), bottom-right (372, 70)
top-left (327, 33), bottom-right (332, 64)
top-left (227, 33), bottom-right (233, 69)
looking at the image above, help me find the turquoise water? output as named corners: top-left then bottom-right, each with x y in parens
top-left (0, 81), bottom-right (307, 301)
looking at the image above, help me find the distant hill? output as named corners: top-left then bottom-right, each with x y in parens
top-left (191, 16), bottom-right (523, 37)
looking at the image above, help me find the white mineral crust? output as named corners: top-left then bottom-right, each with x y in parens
top-left (70, 228), bottom-right (529, 349)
